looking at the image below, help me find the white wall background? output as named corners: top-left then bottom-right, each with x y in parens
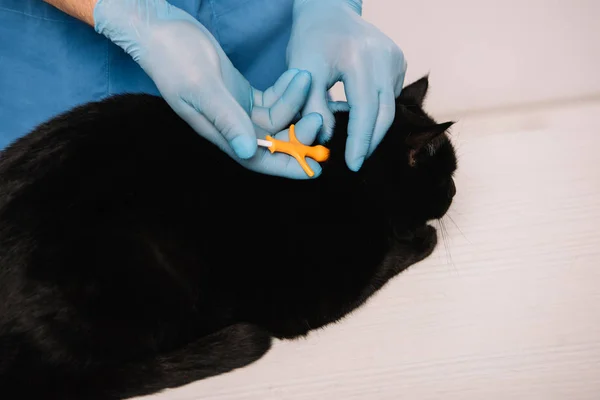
top-left (333, 0), bottom-right (600, 117)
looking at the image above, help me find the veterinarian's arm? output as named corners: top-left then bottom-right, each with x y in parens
top-left (287, 0), bottom-right (407, 172)
top-left (42, 0), bottom-right (258, 159)
top-left (41, 0), bottom-right (321, 179)
top-left (43, 0), bottom-right (96, 25)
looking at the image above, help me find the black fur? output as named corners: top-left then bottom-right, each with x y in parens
top-left (0, 76), bottom-right (457, 399)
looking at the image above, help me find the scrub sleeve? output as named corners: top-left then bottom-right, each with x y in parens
top-left (0, 0), bottom-right (294, 149)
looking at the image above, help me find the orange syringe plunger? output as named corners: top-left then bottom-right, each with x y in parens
top-left (265, 124), bottom-right (330, 177)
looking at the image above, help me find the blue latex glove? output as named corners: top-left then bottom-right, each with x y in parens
top-left (287, 0), bottom-right (407, 171)
top-left (94, 0), bottom-right (323, 179)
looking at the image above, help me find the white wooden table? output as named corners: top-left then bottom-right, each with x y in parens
top-left (140, 100), bottom-right (600, 400)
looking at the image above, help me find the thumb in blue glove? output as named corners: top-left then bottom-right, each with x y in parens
top-left (287, 0), bottom-right (407, 172)
top-left (94, 0), bottom-right (321, 179)
top-left (244, 71), bottom-right (326, 179)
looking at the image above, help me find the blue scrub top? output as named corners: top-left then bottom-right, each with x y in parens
top-left (0, 0), bottom-right (294, 149)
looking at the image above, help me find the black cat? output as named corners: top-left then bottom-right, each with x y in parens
top-left (0, 76), bottom-right (457, 399)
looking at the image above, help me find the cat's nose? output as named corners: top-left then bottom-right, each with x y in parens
top-left (448, 179), bottom-right (456, 198)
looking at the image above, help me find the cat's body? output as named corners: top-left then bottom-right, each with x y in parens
top-left (0, 76), bottom-right (457, 399)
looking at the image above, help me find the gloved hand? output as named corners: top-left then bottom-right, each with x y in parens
top-left (287, 0), bottom-right (407, 171)
top-left (94, 0), bottom-right (323, 179)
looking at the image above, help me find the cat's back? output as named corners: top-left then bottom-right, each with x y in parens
top-left (0, 94), bottom-right (227, 213)
top-left (0, 94), bottom-right (201, 179)
top-left (0, 94), bottom-right (233, 348)
top-left (0, 94), bottom-right (228, 283)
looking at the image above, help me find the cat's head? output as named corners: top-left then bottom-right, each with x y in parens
top-left (327, 75), bottom-right (458, 234)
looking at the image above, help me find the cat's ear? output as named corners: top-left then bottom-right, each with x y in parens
top-left (398, 75), bottom-right (429, 106)
top-left (406, 121), bottom-right (453, 166)
top-left (406, 121), bottom-right (454, 151)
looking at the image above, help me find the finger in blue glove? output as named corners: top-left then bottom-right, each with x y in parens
top-left (287, 0), bottom-right (407, 171)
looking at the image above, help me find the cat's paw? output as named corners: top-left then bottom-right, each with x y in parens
top-left (412, 224), bottom-right (438, 260)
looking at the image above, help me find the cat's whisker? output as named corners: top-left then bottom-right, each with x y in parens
top-left (438, 218), bottom-right (458, 273)
top-left (447, 214), bottom-right (470, 244)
